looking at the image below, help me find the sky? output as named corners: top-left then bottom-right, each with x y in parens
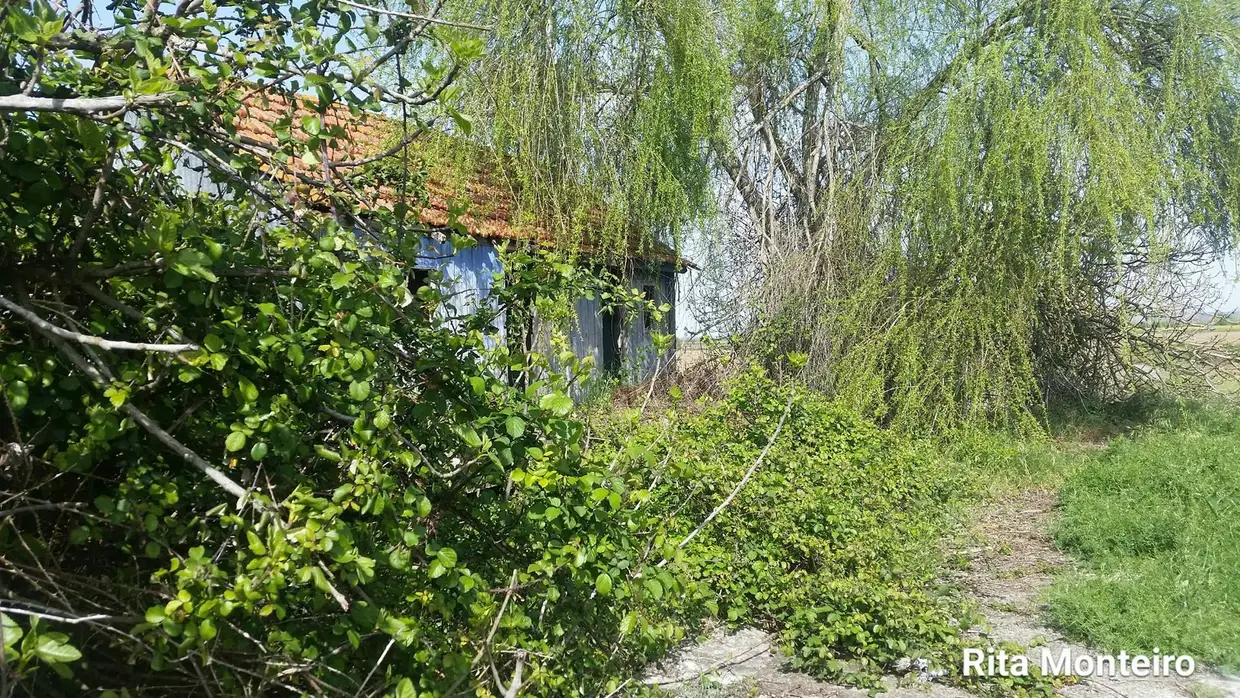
top-left (1209, 258), bottom-right (1240, 318)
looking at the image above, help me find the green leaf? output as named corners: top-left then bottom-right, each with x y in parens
top-left (468, 376), bottom-right (485, 395)
top-left (436, 547), bottom-right (457, 569)
top-left (389, 547), bottom-right (410, 571)
top-left (395, 677), bottom-right (416, 698)
top-left (348, 381), bottom-right (370, 402)
top-left (105, 386), bottom-right (129, 407)
top-left (595, 572), bottom-right (613, 596)
top-left (539, 392), bottom-right (574, 417)
top-left (246, 530), bottom-right (267, 556)
top-left (505, 416), bottom-right (526, 438)
top-left (5, 380), bottom-right (28, 411)
top-left (198, 618), bottom-right (217, 641)
top-left (34, 634), bottom-right (82, 663)
top-left (332, 483), bottom-right (353, 502)
top-left (315, 445), bottom-right (342, 462)
top-left (144, 606), bottom-right (166, 625)
top-left (172, 248), bottom-right (217, 282)
top-left (330, 272), bottom-right (353, 289)
top-left (450, 109), bottom-right (473, 135)
top-left (643, 578), bottom-right (664, 600)
top-left (454, 425), bottom-right (482, 448)
top-left (428, 559), bottom-right (446, 579)
top-left (237, 377), bottom-right (259, 403)
top-left (225, 431), bottom-right (246, 452)
top-left (374, 410), bottom-right (391, 430)
top-left (1, 613), bottom-right (22, 647)
top-left (250, 442), bottom-right (268, 460)
top-left (619, 612), bottom-right (636, 635)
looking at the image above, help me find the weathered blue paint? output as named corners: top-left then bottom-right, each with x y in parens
top-left (415, 237), bottom-right (676, 385)
top-left (414, 237), bottom-right (504, 337)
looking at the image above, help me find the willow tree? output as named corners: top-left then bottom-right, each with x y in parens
top-left (442, 0), bottom-right (1240, 430)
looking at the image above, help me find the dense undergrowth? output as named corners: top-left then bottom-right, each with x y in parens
top-left (0, 0), bottom-right (990, 688)
top-left (594, 368), bottom-right (979, 687)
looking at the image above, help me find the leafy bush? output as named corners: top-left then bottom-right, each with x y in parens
top-left (600, 368), bottom-right (975, 686)
top-left (0, 1), bottom-right (681, 693)
top-left (0, 182), bottom-right (690, 694)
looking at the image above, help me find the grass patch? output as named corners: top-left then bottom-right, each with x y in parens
top-left (1045, 404), bottom-right (1240, 671)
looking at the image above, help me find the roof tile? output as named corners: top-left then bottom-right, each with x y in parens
top-left (231, 92), bottom-right (685, 266)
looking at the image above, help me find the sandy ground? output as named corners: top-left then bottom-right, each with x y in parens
top-left (1185, 329), bottom-right (1240, 346)
top-left (642, 491), bottom-right (1240, 698)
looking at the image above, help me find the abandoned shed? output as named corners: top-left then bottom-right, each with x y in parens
top-left (175, 92), bottom-right (688, 384)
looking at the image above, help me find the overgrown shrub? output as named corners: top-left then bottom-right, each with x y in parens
top-left (0, 185), bottom-right (693, 694)
top-left (597, 367), bottom-right (975, 687)
top-left (0, 1), bottom-right (687, 692)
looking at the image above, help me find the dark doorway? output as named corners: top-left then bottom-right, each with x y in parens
top-left (602, 307), bottom-right (624, 375)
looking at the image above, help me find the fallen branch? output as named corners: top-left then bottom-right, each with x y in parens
top-left (19, 312), bottom-right (249, 501)
top-left (0, 295), bottom-right (199, 354)
top-left (643, 638), bottom-right (772, 687)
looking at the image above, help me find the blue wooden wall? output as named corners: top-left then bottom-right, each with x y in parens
top-left (414, 236), bottom-right (677, 386)
top-left (413, 237), bottom-right (504, 338)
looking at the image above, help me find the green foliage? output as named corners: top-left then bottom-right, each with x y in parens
top-left (0, 614), bottom-right (84, 683)
top-left (444, 0), bottom-right (1240, 431)
top-left (599, 367), bottom-right (977, 687)
top-left (0, 0), bottom-right (690, 694)
top-left (1046, 406), bottom-right (1240, 670)
top-left (2, 197), bottom-right (684, 694)
top-left (439, 0), bottom-right (730, 258)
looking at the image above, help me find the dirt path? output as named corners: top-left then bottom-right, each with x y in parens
top-left (642, 491), bottom-right (1240, 698)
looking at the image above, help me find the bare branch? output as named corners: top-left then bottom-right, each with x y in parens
top-left (663, 396), bottom-right (794, 561)
top-left (331, 127), bottom-right (425, 168)
top-left (0, 92), bottom-right (176, 115)
top-left (315, 562), bottom-right (350, 611)
top-left (334, 0), bottom-right (492, 31)
top-left (69, 135), bottom-right (118, 264)
top-left (0, 605), bottom-right (131, 626)
top-left (0, 295), bottom-right (199, 353)
top-left (13, 305), bottom-right (250, 502)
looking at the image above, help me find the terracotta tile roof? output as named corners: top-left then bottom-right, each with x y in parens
top-left (230, 92), bottom-right (687, 267)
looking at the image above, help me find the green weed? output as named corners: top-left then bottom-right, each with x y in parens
top-left (605, 367), bottom-right (978, 688)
